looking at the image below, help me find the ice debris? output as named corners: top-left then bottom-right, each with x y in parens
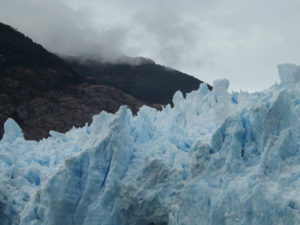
top-left (1, 64), bottom-right (300, 225)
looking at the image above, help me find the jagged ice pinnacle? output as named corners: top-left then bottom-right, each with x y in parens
top-left (1, 64), bottom-right (300, 225)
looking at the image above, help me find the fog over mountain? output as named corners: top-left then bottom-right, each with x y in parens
top-left (1, 1), bottom-right (300, 224)
top-left (0, 0), bottom-right (299, 91)
top-left (0, 22), bottom-right (205, 140)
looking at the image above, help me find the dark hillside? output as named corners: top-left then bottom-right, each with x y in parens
top-left (0, 22), bottom-right (211, 140)
top-left (0, 23), bottom-right (143, 140)
top-left (0, 23), bottom-right (73, 69)
top-left (67, 58), bottom-right (212, 105)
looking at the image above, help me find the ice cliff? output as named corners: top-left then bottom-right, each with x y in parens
top-left (1, 64), bottom-right (300, 225)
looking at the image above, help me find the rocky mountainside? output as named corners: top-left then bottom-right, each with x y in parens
top-left (66, 57), bottom-right (211, 105)
top-left (0, 23), bottom-right (144, 140)
top-left (0, 22), bottom-right (208, 140)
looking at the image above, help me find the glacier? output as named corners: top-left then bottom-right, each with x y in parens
top-left (1, 64), bottom-right (300, 225)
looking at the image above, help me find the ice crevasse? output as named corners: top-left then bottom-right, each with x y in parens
top-left (1, 64), bottom-right (300, 225)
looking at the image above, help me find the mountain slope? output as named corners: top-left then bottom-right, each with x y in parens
top-left (0, 22), bottom-right (210, 141)
top-left (0, 22), bottom-right (144, 140)
top-left (66, 57), bottom-right (211, 105)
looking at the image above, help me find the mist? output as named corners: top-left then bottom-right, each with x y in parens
top-left (1, 0), bottom-right (300, 91)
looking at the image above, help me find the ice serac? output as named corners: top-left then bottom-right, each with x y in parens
top-left (1, 64), bottom-right (300, 225)
top-left (2, 118), bottom-right (24, 144)
top-left (278, 63), bottom-right (300, 85)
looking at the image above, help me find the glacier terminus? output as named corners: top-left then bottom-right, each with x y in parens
top-left (1, 64), bottom-right (300, 225)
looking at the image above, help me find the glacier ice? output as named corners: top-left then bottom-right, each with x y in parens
top-left (1, 64), bottom-right (300, 224)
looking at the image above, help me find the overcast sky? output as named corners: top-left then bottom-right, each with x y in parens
top-left (0, 0), bottom-right (299, 91)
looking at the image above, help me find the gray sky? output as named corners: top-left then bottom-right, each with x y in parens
top-left (0, 0), bottom-right (300, 91)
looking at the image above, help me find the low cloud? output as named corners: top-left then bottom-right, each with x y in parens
top-left (0, 0), bottom-right (128, 62)
top-left (1, 0), bottom-right (300, 91)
